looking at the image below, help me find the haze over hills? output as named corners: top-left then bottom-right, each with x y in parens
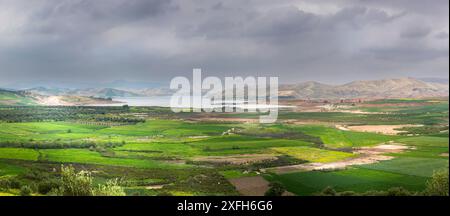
top-left (26, 87), bottom-right (142, 98)
top-left (280, 77), bottom-right (449, 100)
top-left (25, 87), bottom-right (172, 98)
top-left (1, 77), bottom-right (448, 106)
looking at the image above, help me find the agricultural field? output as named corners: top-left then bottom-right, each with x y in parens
top-left (0, 98), bottom-right (448, 196)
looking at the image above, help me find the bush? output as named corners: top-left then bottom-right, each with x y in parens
top-left (265, 182), bottom-right (286, 196)
top-left (157, 192), bottom-right (173, 196)
top-left (338, 191), bottom-right (357, 196)
top-left (57, 165), bottom-right (125, 196)
top-left (0, 178), bottom-right (21, 189)
top-left (425, 170), bottom-right (449, 196)
top-left (94, 179), bottom-right (125, 196)
top-left (58, 165), bottom-right (94, 196)
top-left (37, 179), bottom-right (61, 195)
top-left (386, 187), bottom-right (413, 196)
top-left (320, 186), bottom-right (337, 196)
top-left (20, 185), bottom-right (32, 196)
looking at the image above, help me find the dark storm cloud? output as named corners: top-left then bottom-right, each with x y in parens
top-left (0, 0), bottom-right (448, 87)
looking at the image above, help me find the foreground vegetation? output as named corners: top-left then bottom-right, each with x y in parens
top-left (0, 98), bottom-right (448, 196)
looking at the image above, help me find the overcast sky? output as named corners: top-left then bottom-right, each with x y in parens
top-left (0, 0), bottom-right (448, 87)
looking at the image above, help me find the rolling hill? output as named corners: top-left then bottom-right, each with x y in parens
top-left (2, 77), bottom-right (448, 105)
top-left (0, 89), bottom-right (121, 106)
top-left (280, 77), bottom-right (448, 100)
top-left (0, 89), bottom-right (36, 106)
top-left (26, 87), bottom-right (143, 98)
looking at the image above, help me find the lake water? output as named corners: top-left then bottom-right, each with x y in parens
top-left (86, 96), bottom-right (171, 107)
top-left (87, 96), bottom-right (294, 109)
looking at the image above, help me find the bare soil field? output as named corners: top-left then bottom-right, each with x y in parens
top-left (267, 144), bottom-right (412, 174)
top-left (359, 102), bottom-right (432, 108)
top-left (338, 125), bottom-right (422, 135)
top-left (229, 176), bottom-right (270, 196)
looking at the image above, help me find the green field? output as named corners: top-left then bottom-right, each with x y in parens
top-left (265, 168), bottom-right (429, 195)
top-left (0, 99), bottom-right (448, 196)
top-left (272, 146), bottom-right (355, 163)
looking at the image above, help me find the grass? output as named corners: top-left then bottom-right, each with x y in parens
top-left (357, 157), bottom-right (448, 177)
top-left (265, 167), bottom-right (429, 196)
top-left (0, 148), bottom-right (39, 161)
top-left (364, 99), bottom-right (430, 104)
top-left (0, 148), bottom-right (189, 169)
top-left (397, 136), bottom-right (449, 147)
top-left (115, 143), bottom-right (201, 159)
top-left (271, 146), bottom-right (355, 163)
top-left (98, 120), bottom-right (232, 137)
top-left (390, 146), bottom-right (448, 159)
top-left (189, 135), bottom-right (313, 155)
top-left (0, 160), bottom-right (28, 176)
top-left (0, 120), bottom-right (233, 143)
top-left (294, 125), bottom-right (396, 148)
top-left (0, 192), bottom-right (16, 196)
top-left (0, 122), bottom-right (107, 142)
top-left (0, 101), bottom-right (448, 196)
top-left (388, 136), bottom-right (449, 158)
top-left (42, 149), bottom-right (190, 169)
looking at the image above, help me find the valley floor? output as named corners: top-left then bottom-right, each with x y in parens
top-left (0, 98), bottom-right (448, 196)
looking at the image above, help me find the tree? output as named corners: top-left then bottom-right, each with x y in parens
top-left (425, 169), bottom-right (449, 196)
top-left (265, 182), bottom-right (286, 196)
top-left (59, 165), bottom-right (93, 196)
top-left (57, 165), bottom-right (125, 196)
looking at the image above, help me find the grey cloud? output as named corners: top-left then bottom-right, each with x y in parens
top-left (436, 31), bottom-right (449, 39)
top-left (363, 46), bottom-right (448, 62)
top-left (0, 0), bottom-right (448, 86)
top-left (400, 26), bottom-right (432, 39)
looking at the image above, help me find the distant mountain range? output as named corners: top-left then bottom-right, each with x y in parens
top-left (0, 88), bottom-right (122, 106)
top-left (1, 77), bottom-right (448, 106)
top-left (280, 77), bottom-right (448, 100)
top-left (24, 87), bottom-right (173, 98)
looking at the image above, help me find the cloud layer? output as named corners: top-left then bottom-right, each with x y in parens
top-left (0, 0), bottom-right (448, 86)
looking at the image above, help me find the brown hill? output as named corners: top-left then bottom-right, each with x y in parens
top-left (280, 77), bottom-right (448, 100)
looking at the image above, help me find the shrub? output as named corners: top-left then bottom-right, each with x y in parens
top-left (20, 185), bottom-right (32, 196)
top-left (320, 186), bottom-right (337, 196)
top-left (94, 179), bottom-right (125, 196)
top-left (425, 169), bottom-right (449, 196)
top-left (37, 179), bottom-right (61, 195)
top-left (386, 187), bottom-right (413, 196)
top-left (57, 165), bottom-right (125, 196)
top-left (157, 192), bottom-right (173, 196)
top-left (0, 178), bottom-right (21, 189)
top-left (265, 182), bottom-right (286, 196)
top-left (58, 165), bottom-right (93, 196)
top-left (338, 191), bottom-right (357, 196)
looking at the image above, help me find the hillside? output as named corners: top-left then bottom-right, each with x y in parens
top-left (0, 89), bottom-right (121, 106)
top-left (280, 77), bottom-right (449, 100)
top-left (4, 77), bottom-right (449, 104)
top-left (26, 87), bottom-right (142, 98)
top-left (0, 89), bottom-right (36, 105)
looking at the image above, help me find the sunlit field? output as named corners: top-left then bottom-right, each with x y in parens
top-left (0, 98), bottom-right (448, 196)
